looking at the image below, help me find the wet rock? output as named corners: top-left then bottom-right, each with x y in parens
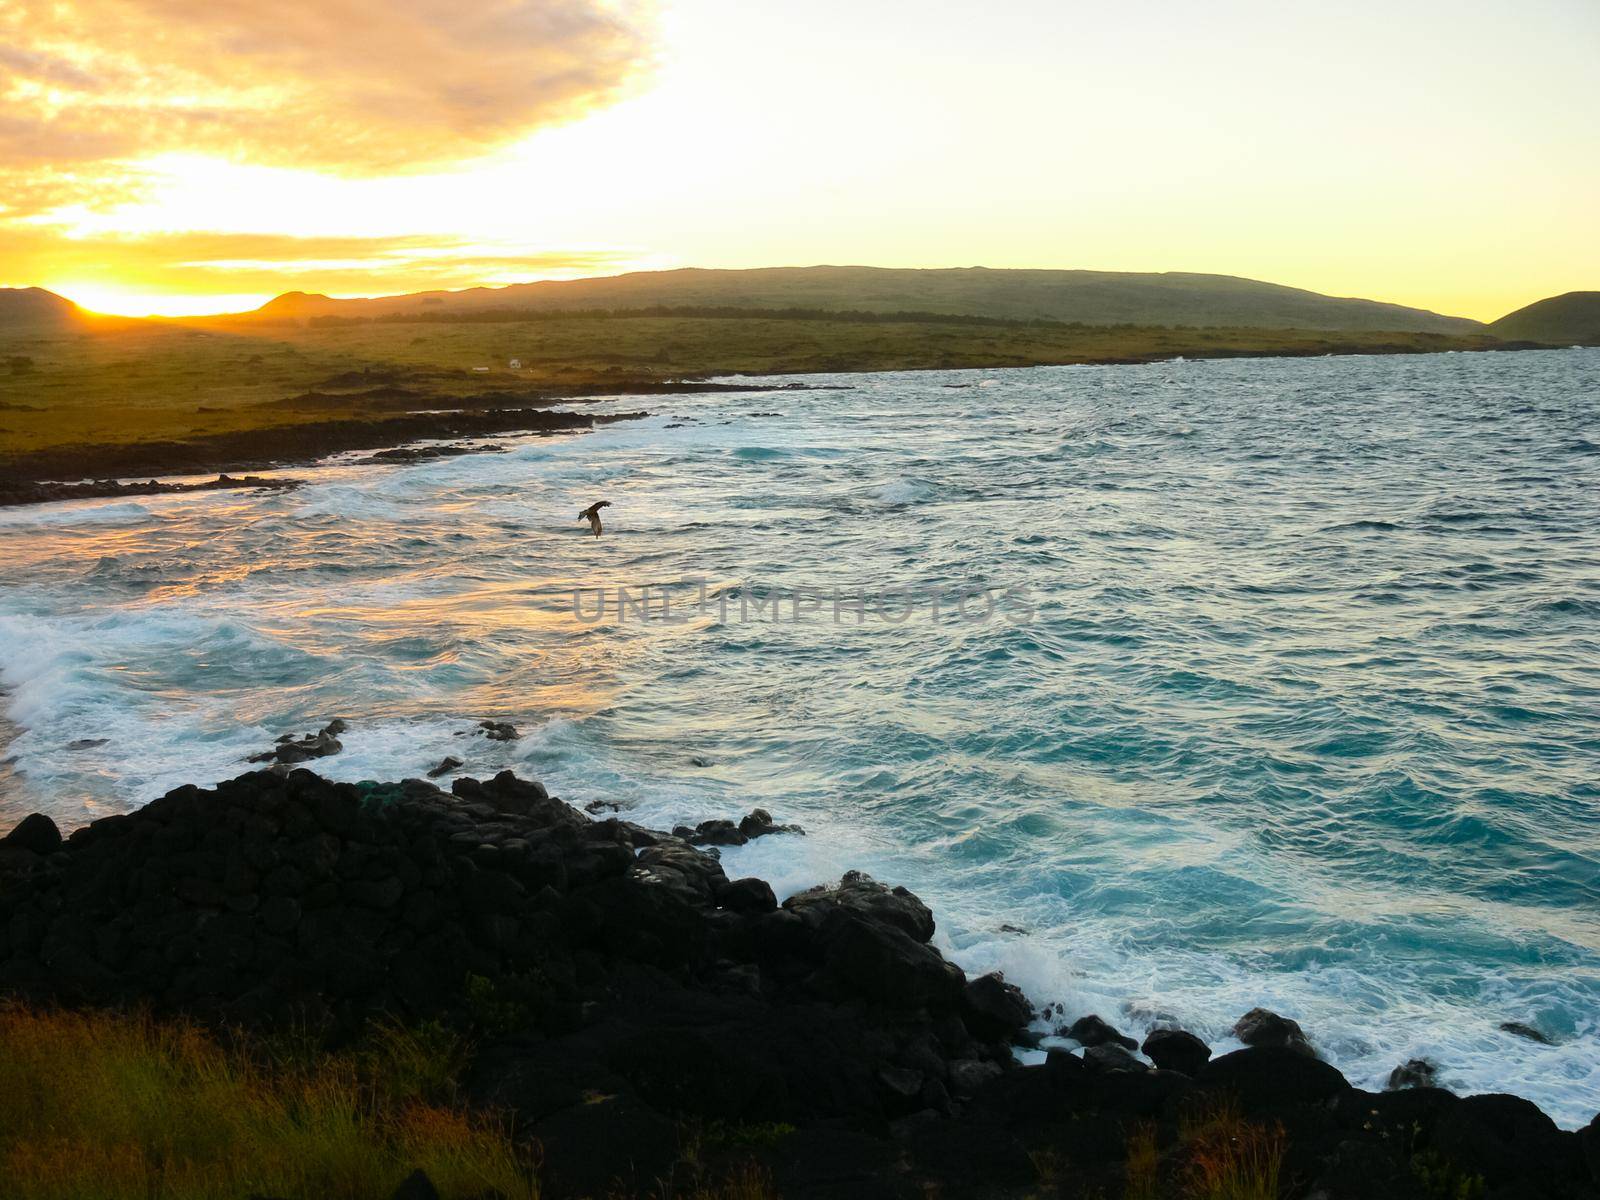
top-left (2, 813), bottom-right (61, 855)
top-left (737, 808), bottom-right (804, 839)
top-left (961, 972), bottom-right (1033, 1042)
top-left (66, 738), bottom-right (109, 751)
top-left (426, 756), bottom-right (463, 779)
top-left (1499, 1020), bottom-right (1555, 1045)
top-left (1386, 1058), bottom-right (1438, 1090)
top-left (1064, 1014), bottom-right (1137, 1051)
top-left (1232, 1006), bottom-right (1316, 1057)
top-left (477, 720), bottom-right (520, 742)
top-left (716, 876), bottom-right (777, 914)
top-left (269, 722), bottom-right (345, 765)
top-left (1141, 1028), bottom-right (1211, 1076)
top-left (1083, 1043), bottom-right (1147, 1074)
top-left (674, 809), bottom-right (804, 847)
top-left (674, 819), bottom-right (746, 847)
top-left (785, 870), bottom-right (936, 943)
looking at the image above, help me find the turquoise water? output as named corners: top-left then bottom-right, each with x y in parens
top-left (1, 348), bottom-right (1597, 1123)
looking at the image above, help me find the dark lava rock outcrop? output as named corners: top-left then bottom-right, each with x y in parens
top-left (1, 769), bottom-right (1593, 1200)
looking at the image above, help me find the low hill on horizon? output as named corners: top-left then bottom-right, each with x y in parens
top-left (250, 266), bottom-right (1484, 334)
top-left (0, 287), bottom-right (85, 331)
top-left (1486, 292), bottom-right (1600, 345)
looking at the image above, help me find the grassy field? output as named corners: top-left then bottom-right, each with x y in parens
top-left (0, 311), bottom-right (1501, 461)
top-left (0, 1006), bottom-right (536, 1200)
top-left (0, 1005), bottom-right (783, 1200)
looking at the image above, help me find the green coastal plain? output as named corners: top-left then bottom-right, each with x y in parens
top-left (0, 267), bottom-right (1591, 475)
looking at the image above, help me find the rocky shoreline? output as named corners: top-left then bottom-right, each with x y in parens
top-left (0, 379), bottom-right (841, 509)
top-left (1, 768), bottom-right (1595, 1199)
top-left (0, 406), bottom-right (644, 508)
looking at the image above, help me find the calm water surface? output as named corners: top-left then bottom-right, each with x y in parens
top-left (2, 349), bottom-right (1597, 1123)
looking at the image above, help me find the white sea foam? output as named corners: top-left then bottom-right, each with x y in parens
top-left (2, 351), bottom-right (1597, 1127)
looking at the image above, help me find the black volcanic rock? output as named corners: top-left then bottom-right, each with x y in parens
top-left (1385, 1057), bottom-right (1438, 1090)
top-left (715, 876), bottom-right (777, 914)
top-left (426, 756), bottom-right (462, 779)
top-left (961, 972), bottom-right (1034, 1042)
top-left (1141, 1027), bottom-right (1211, 1075)
top-left (0, 769), bottom-right (1585, 1200)
top-left (1232, 1006), bottom-right (1316, 1057)
top-left (1083, 1043), bottom-right (1147, 1074)
top-left (1199, 1046), bottom-right (1349, 1110)
top-left (1, 812), bottom-right (60, 855)
top-left (1064, 1013), bottom-right (1137, 1051)
top-left (1430, 1093), bottom-right (1586, 1189)
top-left (1500, 1019), bottom-right (1556, 1045)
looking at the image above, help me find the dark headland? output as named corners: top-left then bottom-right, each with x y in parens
top-left (1, 766), bottom-right (1594, 1199)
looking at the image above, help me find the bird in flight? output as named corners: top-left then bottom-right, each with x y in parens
top-left (579, 500), bottom-right (611, 537)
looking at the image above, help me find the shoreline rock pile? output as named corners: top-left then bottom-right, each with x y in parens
top-left (1, 769), bottom-right (1595, 1199)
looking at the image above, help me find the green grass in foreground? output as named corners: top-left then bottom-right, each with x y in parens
top-left (0, 1005), bottom-right (536, 1200)
top-left (0, 311), bottom-right (1502, 461)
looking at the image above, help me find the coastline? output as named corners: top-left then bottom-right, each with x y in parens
top-left (0, 767), bottom-right (1593, 1199)
top-left (0, 340), bottom-right (1565, 510)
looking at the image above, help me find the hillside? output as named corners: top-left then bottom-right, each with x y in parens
top-left (251, 266), bottom-right (1483, 334)
top-left (0, 287), bottom-right (83, 330)
top-left (1487, 292), bottom-right (1600, 345)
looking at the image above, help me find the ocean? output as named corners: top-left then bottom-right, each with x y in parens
top-left (1, 347), bottom-right (1597, 1125)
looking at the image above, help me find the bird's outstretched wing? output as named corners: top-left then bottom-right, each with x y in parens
top-left (579, 500), bottom-right (610, 536)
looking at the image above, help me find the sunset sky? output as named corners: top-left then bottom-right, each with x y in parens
top-left (2, 0), bottom-right (1595, 320)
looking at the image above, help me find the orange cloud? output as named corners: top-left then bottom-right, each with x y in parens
top-left (0, 0), bottom-right (655, 174)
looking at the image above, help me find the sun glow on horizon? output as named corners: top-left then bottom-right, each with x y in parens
top-left (3, 0), bottom-right (1597, 322)
top-left (44, 282), bottom-right (275, 319)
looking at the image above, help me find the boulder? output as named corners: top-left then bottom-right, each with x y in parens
top-left (2, 813), bottom-right (61, 855)
top-left (1064, 1013), bottom-right (1136, 1051)
top-left (1232, 1006), bottom-right (1316, 1057)
top-left (785, 871), bottom-right (936, 944)
top-left (738, 808), bottom-right (804, 839)
top-left (1141, 1028), bottom-right (1211, 1076)
top-left (478, 721), bottom-right (520, 742)
top-left (1499, 1020), bottom-right (1555, 1045)
top-left (1198, 1046), bottom-right (1350, 1111)
top-left (1083, 1043), bottom-right (1147, 1074)
top-left (426, 756), bottom-right (462, 779)
top-left (673, 819), bottom-right (746, 847)
top-left (816, 910), bottom-right (965, 1010)
top-left (1385, 1058), bottom-right (1438, 1090)
top-left (961, 972), bottom-right (1033, 1042)
top-left (716, 877), bottom-right (777, 914)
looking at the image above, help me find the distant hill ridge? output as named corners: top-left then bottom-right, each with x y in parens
top-left (252, 266), bottom-right (1484, 334)
top-left (0, 287), bottom-right (84, 329)
top-left (1487, 292), bottom-right (1600, 345)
